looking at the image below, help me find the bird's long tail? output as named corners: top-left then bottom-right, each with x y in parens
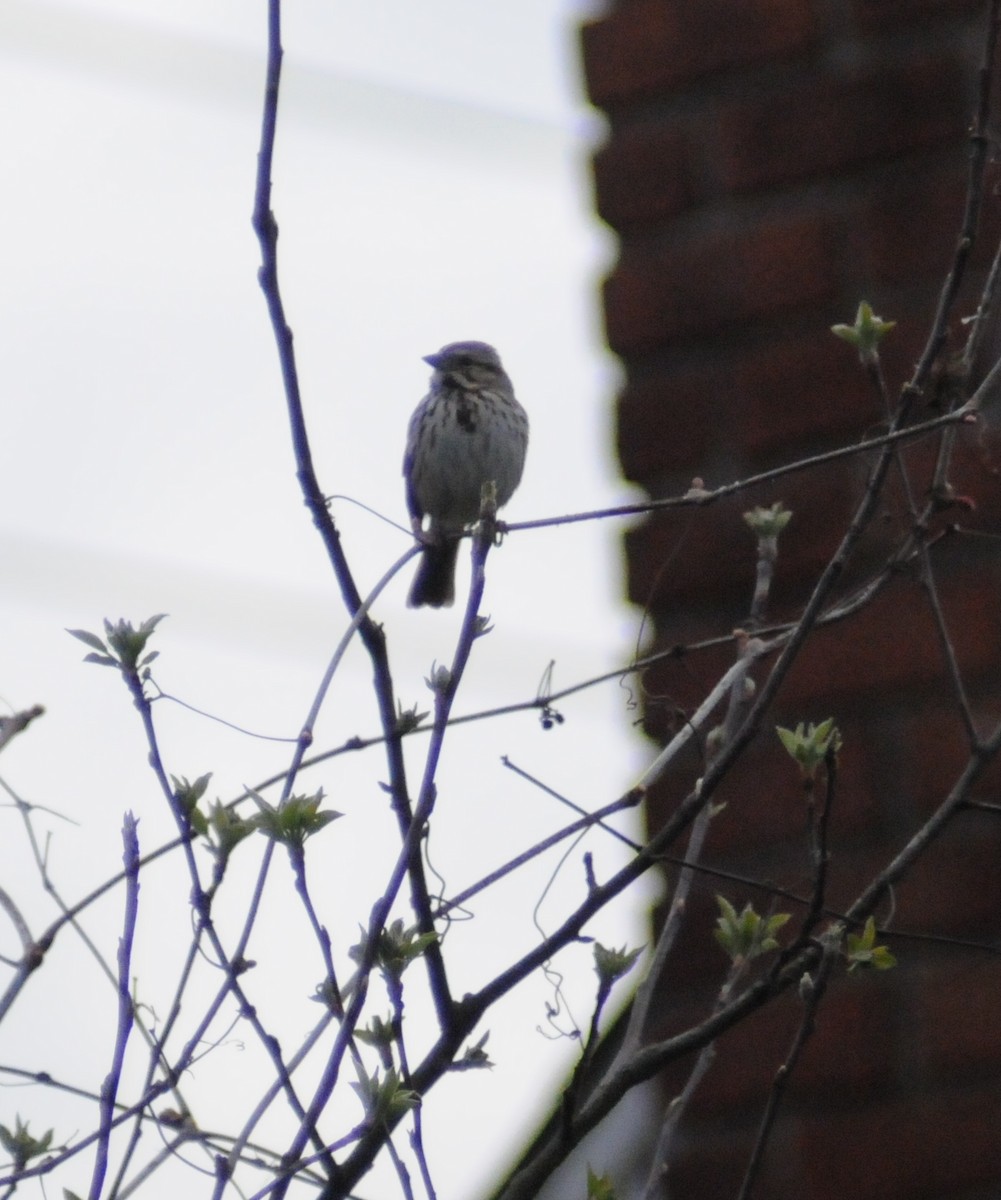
top-left (408, 539), bottom-right (460, 608)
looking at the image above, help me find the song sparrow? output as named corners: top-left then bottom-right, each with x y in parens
top-left (403, 341), bottom-right (529, 608)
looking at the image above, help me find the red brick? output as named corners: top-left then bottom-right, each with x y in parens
top-left (858, 159), bottom-right (1001, 292)
top-left (705, 733), bottom-right (820, 855)
top-left (625, 451), bottom-right (869, 614)
top-left (887, 427), bottom-right (1001, 539)
top-left (880, 697), bottom-right (987, 816)
top-left (674, 1081), bottom-right (1001, 1199)
top-left (835, 703), bottom-right (970, 831)
top-left (913, 958), bottom-right (1001, 1077)
top-left (604, 213), bottom-right (837, 352)
top-left (625, 499), bottom-right (760, 614)
top-left (859, 168), bottom-right (967, 287)
top-left (634, 631), bottom-right (741, 743)
top-left (657, 981), bottom-right (900, 1197)
top-left (616, 361), bottom-right (727, 483)
top-left (642, 886), bottom-right (745, 1009)
top-left (667, 1125), bottom-right (763, 1200)
top-left (582, 7), bottom-right (1000, 1194)
top-left (736, 332), bottom-right (882, 460)
top-left (626, 427), bottom-right (1001, 644)
top-left (778, 565), bottom-right (1001, 708)
top-left (699, 708), bottom-right (897, 856)
top-left (798, 1085), bottom-right (1001, 1200)
top-left (638, 684), bottom-right (909, 871)
top-left (616, 324), bottom-right (1001, 497)
top-left (693, 976), bottom-right (899, 1113)
top-left (593, 121), bottom-right (695, 228)
top-left (635, 562), bottom-right (1001, 866)
top-left (581, 0), bottom-right (815, 107)
top-left (852, 0), bottom-right (985, 31)
top-left (616, 328), bottom-right (898, 486)
top-left (948, 425), bottom-right (1001, 531)
top-left (648, 996), bottom-right (800, 1113)
top-left (891, 817), bottom-right (1001, 937)
top-left (716, 59), bottom-right (969, 195)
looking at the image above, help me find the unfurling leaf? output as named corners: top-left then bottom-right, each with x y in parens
top-left (846, 916), bottom-right (897, 972)
top-left (249, 787), bottom-right (341, 850)
top-left (593, 942), bottom-right (643, 987)
top-left (350, 1065), bottom-right (419, 1124)
top-left (0, 1117), bottom-right (54, 1172)
top-left (69, 615), bottom-right (167, 679)
top-left (450, 1031), bottom-right (493, 1072)
top-left (743, 501), bottom-right (792, 539)
top-left (832, 301), bottom-right (895, 365)
top-left (713, 896), bottom-right (790, 962)
top-left (587, 1166), bottom-right (618, 1200)
top-left (350, 918), bottom-right (438, 983)
top-left (776, 719), bottom-right (842, 780)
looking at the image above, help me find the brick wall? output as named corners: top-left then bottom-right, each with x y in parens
top-left (580, 2), bottom-right (1001, 1197)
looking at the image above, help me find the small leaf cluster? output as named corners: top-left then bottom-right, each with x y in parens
top-left (68, 614), bottom-right (166, 679)
top-left (832, 300), bottom-right (896, 365)
top-left (424, 662), bottom-right (452, 694)
top-left (743, 501), bottom-right (792, 539)
top-left (0, 1117), bottom-right (53, 1172)
top-left (350, 919), bottom-right (437, 985)
top-left (450, 1030), bottom-right (493, 1072)
top-left (312, 977), bottom-right (345, 1017)
top-left (845, 916), bottom-right (897, 972)
top-left (356, 1014), bottom-right (396, 1053)
top-left (173, 776), bottom-right (336, 867)
top-left (172, 773), bottom-right (213, 836)
top-left (713, 896), bottom-right (790, 963)
top-left (251, 788), bottom-right (341, 851)
top-left (206, 801), bottom-right (258, 862)
top-left (776, 719), bottom-right (842, 780)
top-left (587, 1166), bottom-right (617, 1200)
top-left (592, 942), bottom-right (642, 988)
top-left (394, 700), bottom-right (428, 735)
top-left (351, 1065), bottom-right (419, 1126)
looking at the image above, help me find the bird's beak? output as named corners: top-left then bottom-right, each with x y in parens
top-left (423, 353), bottom-right (443, 369)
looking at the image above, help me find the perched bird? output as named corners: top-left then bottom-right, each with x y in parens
top-left (403, 341), bottom-right (529, 608)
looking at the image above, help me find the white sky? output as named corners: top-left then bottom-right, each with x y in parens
top-left (0, 3), bottom-right (661, 1197)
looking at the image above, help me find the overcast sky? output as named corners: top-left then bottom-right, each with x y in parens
top-left (0, 4), bottom-right (660, 1197)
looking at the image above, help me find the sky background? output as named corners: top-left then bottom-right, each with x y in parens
top-left (0, 3), bottom-right (661, 1196)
